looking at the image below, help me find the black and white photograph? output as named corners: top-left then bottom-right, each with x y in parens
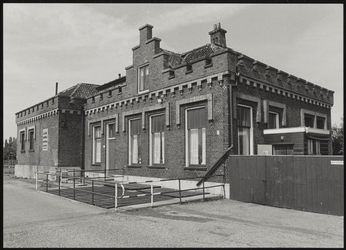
top-left (3, 3), bottom-right (343, 248)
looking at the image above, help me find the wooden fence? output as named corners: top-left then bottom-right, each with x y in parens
top-left (226, 155), bottom-right (344, 216)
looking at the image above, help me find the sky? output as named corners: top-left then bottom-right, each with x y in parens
top-left (3, 3), bottom-right (343, 141)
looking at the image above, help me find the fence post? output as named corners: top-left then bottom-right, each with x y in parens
top-left (178, 178), bottom-right (182, 204)
top-left (73, 170), bottom-right (76, 200)
top-left (46, 173), bottom-right (48, 192)
top-left (35, 172), bottom-right (38, 191)
top-left (203, 180), bottom-right (205, 201)
top-left (58, 175), bottom-right (60, 196)
top-left (150, 183), bottom-right (154, 208)
top-left (115, 183), bottom-right (118, 210)
top-left (92, 180), bottom-right (94, 205)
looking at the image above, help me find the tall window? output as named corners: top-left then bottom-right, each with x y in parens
top-left (129, 119), bottom-right (141, 165)
top-left (29, 129), bottom-right (34, 151)
top-left (93, 126), bottom-right (101, 164)
top-left (186, 107), bottom-right (206, 166)
top-left (138, 65), bottom-right (149, 92)
top-left (20, 131), bottom-right (25, 151)
top-left (237, 105), bottom-right (253, 155)
top-left (268, 111), bottom-right (279, 129)
top-left (150, 115), bottom-right (165, 165)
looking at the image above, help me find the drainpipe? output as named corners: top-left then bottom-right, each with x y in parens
top-left (81, 105), bottom-right (85, 174)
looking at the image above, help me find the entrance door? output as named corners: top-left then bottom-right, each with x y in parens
top-left (106, 123), bottom-right (116, 177)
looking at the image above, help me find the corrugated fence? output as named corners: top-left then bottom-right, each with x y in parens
top-left (226, 155), bottom-right (344, 216)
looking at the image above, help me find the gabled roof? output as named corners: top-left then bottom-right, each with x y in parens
top-left (58, 83), bottom-right (99, 99)
top-left (163, 43), bottom-right (227, 68)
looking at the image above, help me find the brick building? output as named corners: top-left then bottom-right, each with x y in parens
top-left (15, 23), bottom-right (334, 181)
top-left (15, 83), bottom-right (98, 177)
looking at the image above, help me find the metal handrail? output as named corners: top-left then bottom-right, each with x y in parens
top-left (196, 145), bottom-right (233, 187)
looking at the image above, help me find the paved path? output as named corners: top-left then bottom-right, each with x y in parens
top-left (3, 175), bottom-right (344, 248)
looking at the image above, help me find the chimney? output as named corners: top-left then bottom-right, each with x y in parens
top-left (139, 24), bottom-right (153, 45)
top-left (209, 22), bottom-right (227, 47)
top-left (55, 82), bottom-right (58, 95)
top-left (118, 74), bottom-right (121, 78)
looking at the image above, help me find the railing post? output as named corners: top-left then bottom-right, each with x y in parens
top-left (73, 170), bottom-right (76, 200)
top-left (178, 178), bottom-right (182, 204)
top-left (58, 175), bottom-right (60, 196)
top-left (150, 183), bottom-right (154, 208)
top-left (46, 173), bottom-right (48, 192)
top-left (115, 183), bottom-right (118, 210)
top-left (203, 180), bottom-right (205, 201)
top-left (35, 172), bottom-right (38, 191)
top-left (92, 180), bottom-right (94, 205)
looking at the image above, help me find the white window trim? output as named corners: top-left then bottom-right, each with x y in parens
top-left (106, 123), bottom-right (115, 170)
top-left (128, 118), bottom-right (141, 165)
top-left (185, 106), bottom-right (207, 167)
top-left (138, 64), bottom-right (149, 94)
top-left (300, 109), bottom-right (327, 130)
top-left (237, 104), bottom-right (254, 155)
top-left (268, 111), bottom-right (279, 129)
top-left (149, 114), bottom-right (165, 166)
top-left (92, 126), bottom-right (102, 164)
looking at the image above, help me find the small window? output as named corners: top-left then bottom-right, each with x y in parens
top-left (186, 64), bottom-right (192, 73)
top-left (100, 93), bottom-right (103, 101)
top-left (237, 105), bottom-right (253, 155)
top-left (108, 90), bottom-right (112, 97)
top-left (118, 87), bottom-right (122, 94)
top-left (138, 65), bottom-right (149, 92)
top-left (205, 58), bottom-right (212, 66)
top-left (169, 70), bottom-right (175, 78)
top-left (304, 114), bottom-right (314, 128)
top-left (268, 112), bottom-right (279, 129)
top-left (316, 117), bottom-right (325, 129)
top-left (92, 96), bottom-right (95, 103)
top-left (108, 123), bottom-right (115, 138)
top-left (29, 129), bottom-right (34, 151)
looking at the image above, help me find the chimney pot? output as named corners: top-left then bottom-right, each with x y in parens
top-left (118, 74), bottom-right (121, 78)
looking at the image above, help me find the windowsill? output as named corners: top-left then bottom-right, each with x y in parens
top-left (126, 165), bottom-right (142, 168)
top-left (29, 149), bottom-right (35, 152)
top-left (185, 70), bottom-right (193, 74)
top-left (204, 63), bottom-right (213, 68)
top-left (91, 163), bottom-right (101, 166)
top-left (138, 89), bottom-right (150, 95)
top-left (183, 165), bottom-right (207, 171)
top-left (168, 75), bottom-right (175, 79)
top-left (147, 165), bottom-right (166, 169)
top-left (21, 150), bottom-right (25, 153)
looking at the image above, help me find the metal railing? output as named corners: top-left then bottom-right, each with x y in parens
top-left (35, 170), bottom-right (225, 210)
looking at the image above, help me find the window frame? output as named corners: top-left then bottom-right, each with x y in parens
top-left (129, 118), bottom-right (142, 165)
top-left (307, 139), bottom-right (314, 155)
top-left (92, 126), bottom-right (102, 164)
top-left (138, 64), bottom-right (149, 94)
top-left (20, 130), bottom-right (25, 152)
top-left (149, 114), bottom-right (165, 166)
top-left (185, 106), bottom-right (207, 167)
top-left (268, 111), bottom-right (279, 129)
top-left (237, 104), bottom-right (254, 155)
top-left (29, 129), bottom-right (35, 151)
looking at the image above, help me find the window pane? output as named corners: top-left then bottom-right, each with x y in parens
top-left (95, 139), bottom-right (101, 162)
top-left (108, 124), bottom-right (115, 138)
top-left (29, 131), bottom-right (34, 150)
top-left (237, 106), bottom-right (251, 127)
top-left (131, 119), bottom-right (141, 135)
top-left (316, 117), bottom-right (325, 129)
top-left (95, 126), bottom-right (101, 137)
top-left (139, 65), bottom-right (149, 91)
top-left (269, 112), bottom-right (278, 129)
top-left (187, 108), bottom-right (206, 129)
top-left (21, 132), bottom-right (25, 150)
top-left (308, 139), bottom-right (314, 154)
top-left (151, 115), bottom-right (165, 133)
top-left (238, 127), bottom-right (250, 155)
top-left (153, 133), bottom-right (161, 164)
top-left (189, 129), bottom-right (199, 164)
top-left (131, 134), bottom-right (140, 164)
top-left (304, 115), bottom-right (314, 128)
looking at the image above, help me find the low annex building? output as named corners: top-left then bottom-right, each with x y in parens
top-left (15, 23), bottom-right (334, 182)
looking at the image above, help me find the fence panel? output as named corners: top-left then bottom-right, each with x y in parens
top-left (226, 155), bottom-right (344, 216)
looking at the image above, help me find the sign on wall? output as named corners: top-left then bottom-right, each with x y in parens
top-left (42, 128), bottom-right (48, 151)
